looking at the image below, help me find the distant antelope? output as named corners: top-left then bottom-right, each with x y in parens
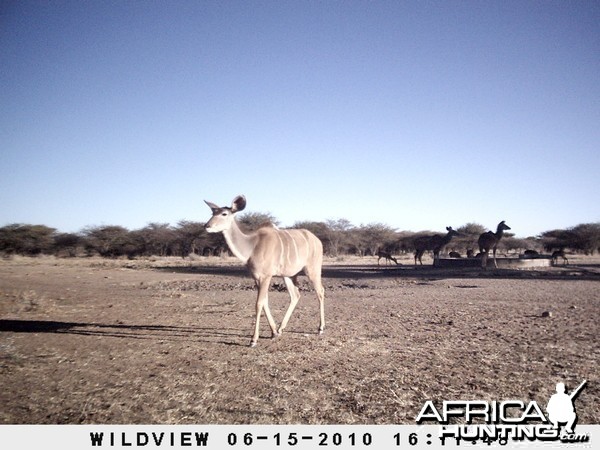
top-left (449, 251), bottom-right (462, 258)
top-left (467, 249), bottom-right (484, 258)
top-left (478, 221), bottom-right (511, 269)
top-left (414, 226), bottom-right (461, 265)
top-left (205, 195), bottom-right (325, 347)
top-left (551, 250), bottom-right (569, 265)
top-left (523, 249), bottom-right (539, 257)
top-left (376, 249), bottom-right (398, 265)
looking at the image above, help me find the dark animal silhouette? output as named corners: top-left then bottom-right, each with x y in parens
top-left (376, 249), bottom-right (399, 265)
top-left (449, 251), bottom-right (462, 258)
top-left (551, 250), bottom-right (569, 265)
top-left (478, 221), bottom-right (511, 269)
top-left (414, 227), bottom-right (461, 265)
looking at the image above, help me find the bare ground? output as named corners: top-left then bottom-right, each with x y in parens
top-left (0, 254), bottom-right (598, 424)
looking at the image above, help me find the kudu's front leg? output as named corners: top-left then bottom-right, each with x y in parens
top-left (250, 276), bottom-right (278, 347)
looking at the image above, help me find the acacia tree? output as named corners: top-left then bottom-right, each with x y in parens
top-left (454, 223), bottom-right (487, 253)
top-left (292, 221), bottom-right (330, 249)
top-left (324, 218), bottom-right (353, 257)
top-left (502, 236), bottom-right (534, 254)
top-left (5, 217), bottom-right (598, 260)
top-left (0, 224), bottom-right (56, 256)
top-left (396, 231), bottom-right (418, 254)
top-left (53, 232), bottom-right (82, 257)
top-left (352, 223), bottom-right (398, 256)
top-left (173, 220), bottom-right (210, 257)
top-left (570, 223), bottom-right (600, 254)
top-left (238, 212), bottom-right (279, 231)
top-left (540, 228), bottom-right (576, 252)
top-left (132, 223), bottom-right (175, 256)
top-left (82, 225), bottom-right (133, 257)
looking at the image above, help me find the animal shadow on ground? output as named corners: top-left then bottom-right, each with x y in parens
top-left (156, 263), bottom-right (600, 282)
top-left (0, 319), bottom-right (247, 346)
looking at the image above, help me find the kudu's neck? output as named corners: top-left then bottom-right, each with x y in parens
top-left (222, 219), bottom-right (257, 263)
top-left (441, 231), bottom-right (454, 245)
top-left (495, 226), bottom-right (506, 240)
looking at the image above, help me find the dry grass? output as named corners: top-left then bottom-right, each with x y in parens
top-left (0, 255), bottom-right (598, 424)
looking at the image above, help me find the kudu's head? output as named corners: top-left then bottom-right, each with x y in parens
top-left (204, 195), bottom-right (247, 233)
top-left (497, 221), bottom-right (511, 232)
top-left (445, 226), bottom-right (461, 237)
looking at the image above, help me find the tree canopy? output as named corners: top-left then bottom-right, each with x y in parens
top-left (1, 220), bottom-right (598, 258)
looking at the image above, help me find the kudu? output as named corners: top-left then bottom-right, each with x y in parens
top-left (413, 226), bottom-right (460, 265)
top-left (478, 220), bottom-right (511, 269)
top-left (204, 195), bottom-right (325, 347)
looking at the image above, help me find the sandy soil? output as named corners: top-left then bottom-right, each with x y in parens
top-left (0, 254), bottom-right (598, 424)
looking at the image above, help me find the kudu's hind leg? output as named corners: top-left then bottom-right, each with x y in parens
top-left (305, 266), bottom-right (325, 335)
top-left (414, 251), bottom-right (421, 265)
top-left (316, 281), bottom-right (325, 334)
top-left (278, 276), bottom-right (301, 335)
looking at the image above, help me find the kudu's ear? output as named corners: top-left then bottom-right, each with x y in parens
top-left (231, 195), bottom-right (247, 213)
top-left (204, 200), bottom-right (220, 212)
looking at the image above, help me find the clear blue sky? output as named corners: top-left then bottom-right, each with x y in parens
top-left (1, 1), bottom-right (598, 238)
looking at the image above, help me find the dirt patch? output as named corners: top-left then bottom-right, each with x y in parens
top-left (0, 255), bottom-right (598, 424)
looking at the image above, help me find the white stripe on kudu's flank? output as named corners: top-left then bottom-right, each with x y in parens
top-left (283, 230), bottom-right (299, 266)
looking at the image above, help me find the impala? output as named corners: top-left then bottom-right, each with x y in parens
top-left (204, 195), bottom-right (325, 347)
top-left (376, 249), bottom-right (399, 265)
top-left (551, 249), bottom-right (569, 265)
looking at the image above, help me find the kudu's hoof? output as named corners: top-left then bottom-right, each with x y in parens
top-left (249, 341), bottom-right (257, 348)
top-left (271, 331), bottom-right (282, 340)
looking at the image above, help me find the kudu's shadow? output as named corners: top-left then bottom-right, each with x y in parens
top-left (0, 319), bottom-right (248, 347)
top-left (157, 264), bottom-right (407, 280)
top-left (156, 263), bottom-right (600, 282)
